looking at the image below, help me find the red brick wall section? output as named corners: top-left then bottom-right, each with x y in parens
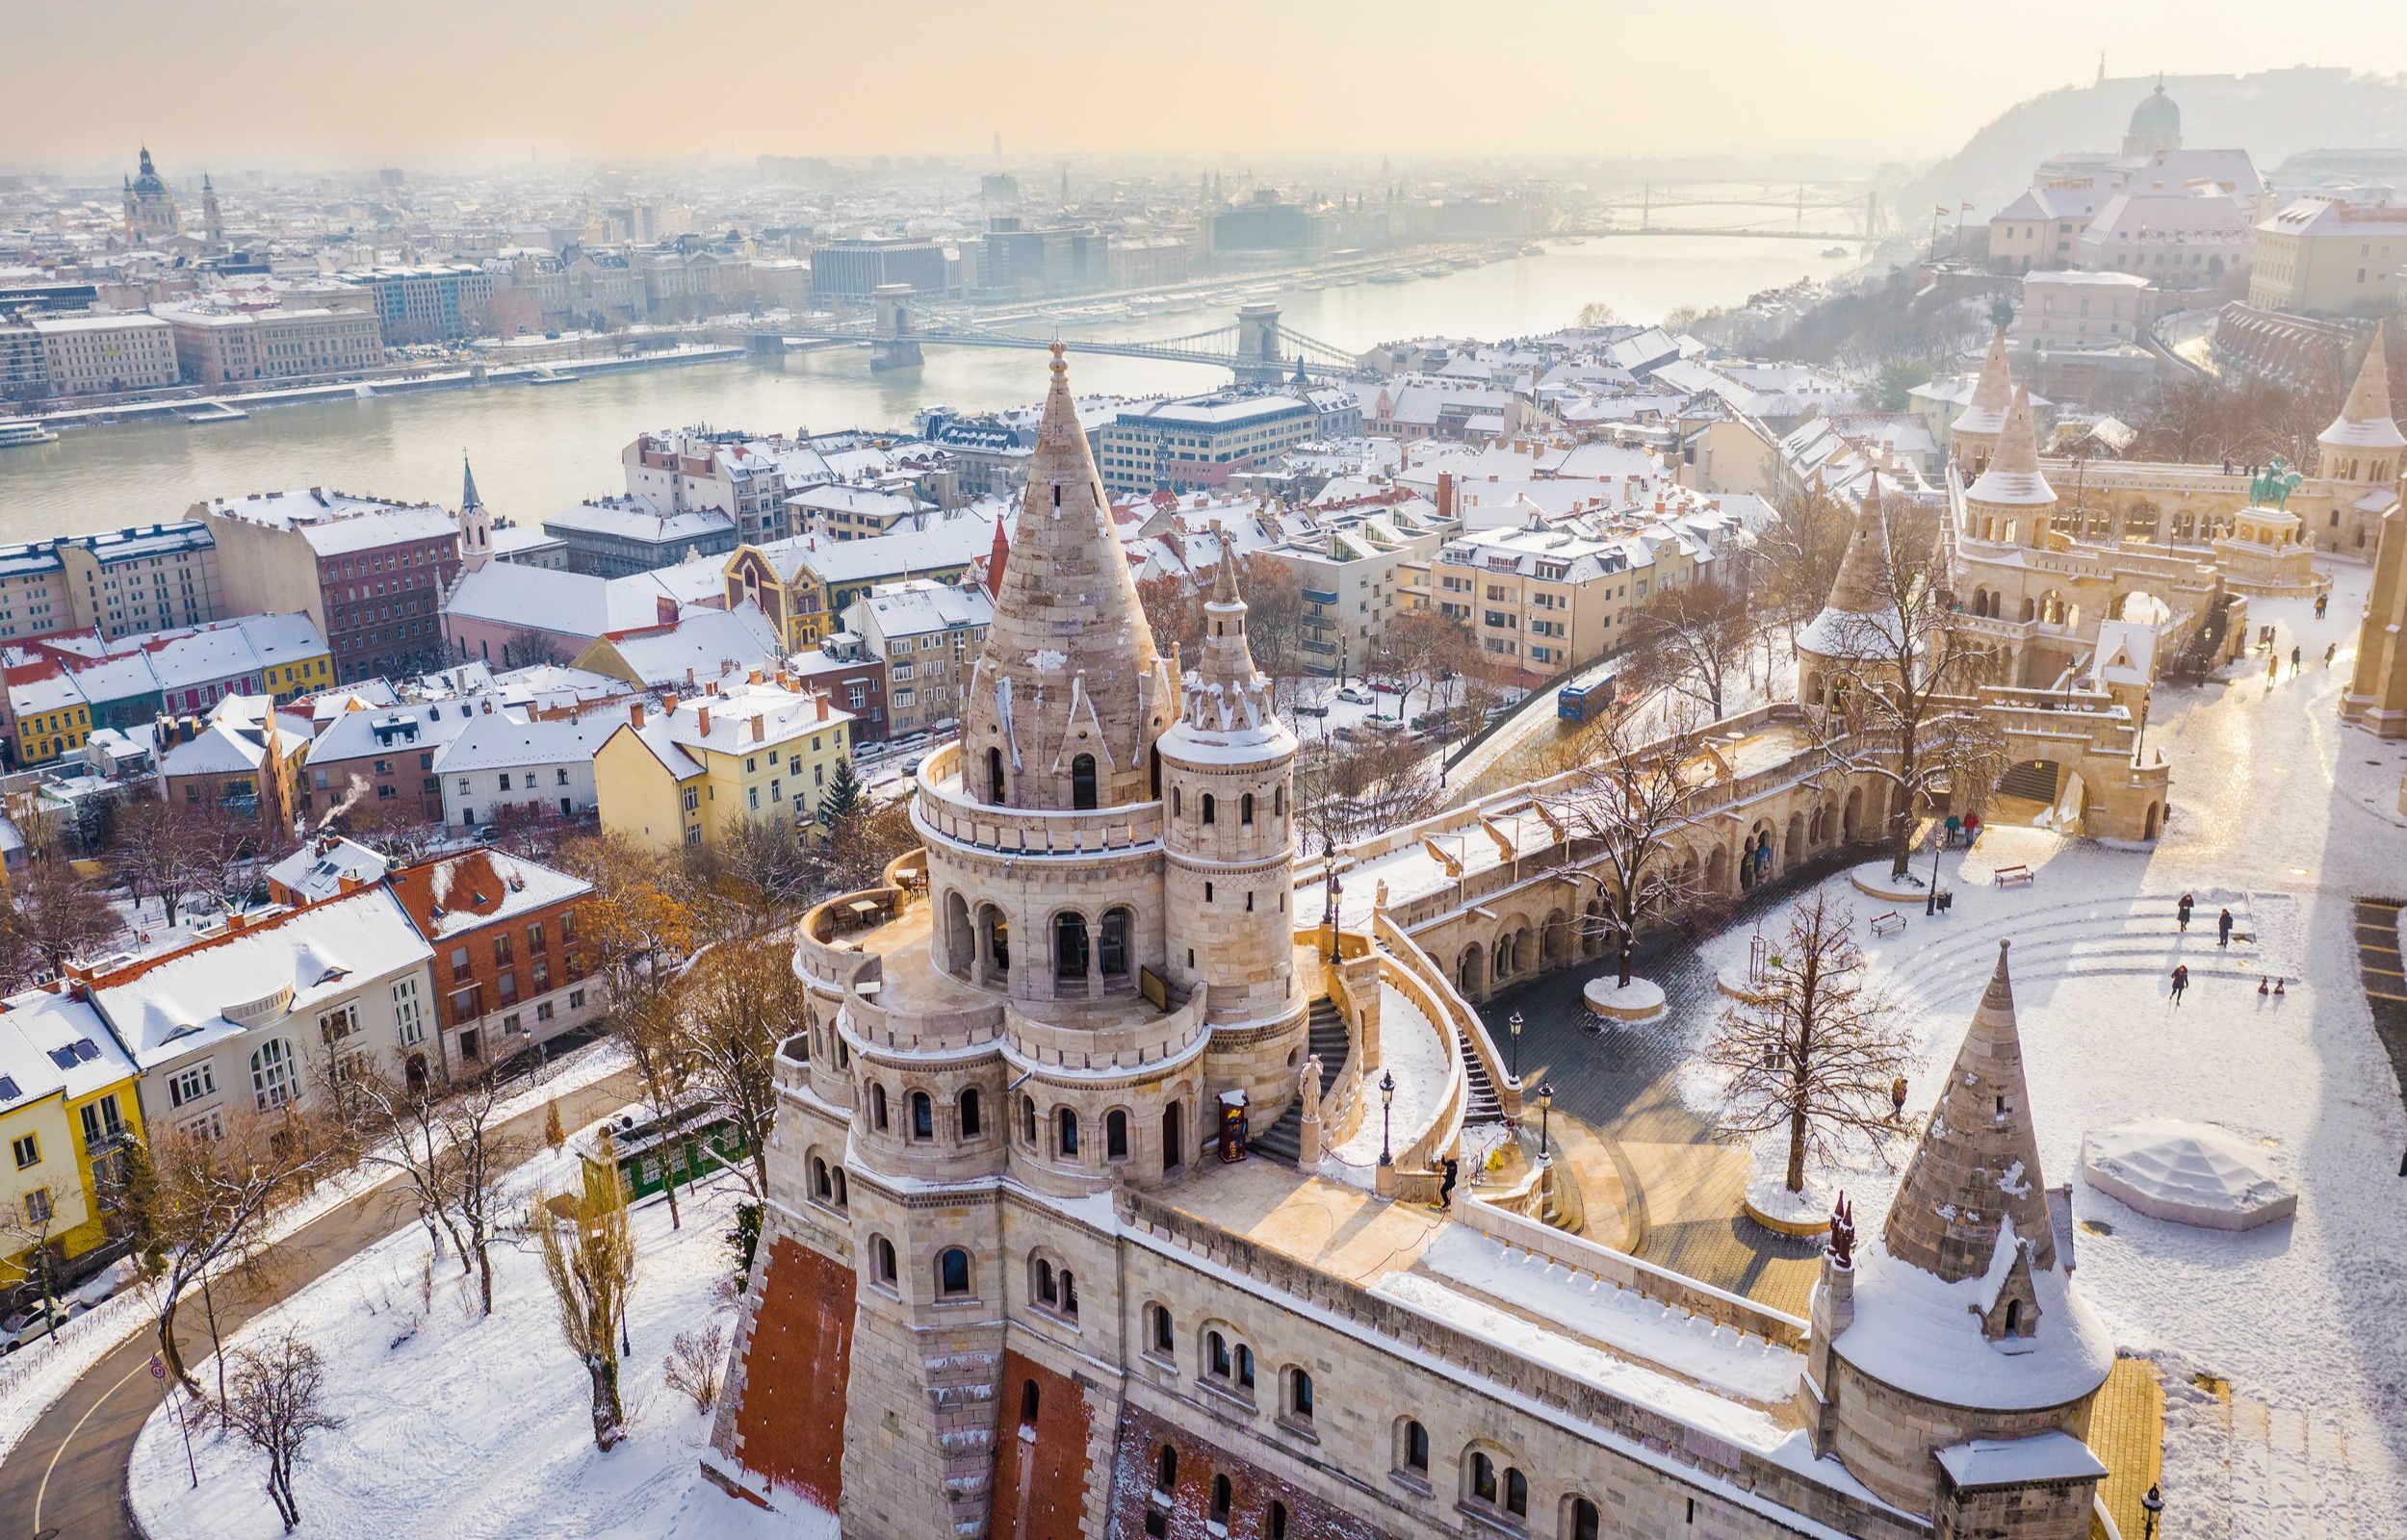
top-left (728, 1236), bottom-right (855, 1512)
top-left (987, 1351), bottom-right (1095, 1540)
top-left (1105, 1403), bottom-right (1397, 1540)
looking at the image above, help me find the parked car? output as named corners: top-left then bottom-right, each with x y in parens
top-left (1334, 684), bottom-right (1375, 706)
top-left (1291, 702), bottom-right (1331, 718)
top-left (0, 1305), bottom-right (73, 1354)
top-left (902, 757), bottom-right (923, 777)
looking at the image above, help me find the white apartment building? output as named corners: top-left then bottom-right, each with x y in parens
top-left (28, 313), bottom-right (179, 397)
top-left (432, 711), bottom-right (616, 828)
top-left (2014, 270), bottom-right (2157, 349)
top-left (80, 888), bottom-right (438, 1142)
top-left (154, 303), bottom-right (384, 385)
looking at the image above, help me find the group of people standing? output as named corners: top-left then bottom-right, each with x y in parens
top-left (2168, 891), bottom-right (2247, 1005)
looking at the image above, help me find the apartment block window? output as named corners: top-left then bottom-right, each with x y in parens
top-left (168, 1063), bottom-right (217, 1108)
top-left (80, 1094), bottom-right (125, 1147)
top-left (22, 1188), bottom-right (51, 1226)
top-left (10, 1134), bottom-right (37, 1169)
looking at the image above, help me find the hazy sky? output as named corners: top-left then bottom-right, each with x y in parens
top-left (16, 0), bottom-right (2407, 169)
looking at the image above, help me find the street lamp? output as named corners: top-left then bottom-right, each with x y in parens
top-left (1322, 834), bottom-right (1343, 964)
top-left (1508, 1012), bottom-right (1524, 1083)
top-left (1378, 1071), bottom-right (1396, 1167)
top-left (1538, 1081), bottom-right (1555, 1159)
top-left (2139, 1483), bottom-right (2163, 1539)
top-left (1925, 823), bottom-right (1944, 917)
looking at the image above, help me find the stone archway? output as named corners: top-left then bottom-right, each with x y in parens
top-left (2143, 800), bottom-right (2161, 840)
top-left (1785, 811), bottom-right (1807, 868)
top-left (1459, 943), bottom-right (1488, 1000)
top-left (1706, 845), bottom-right (1730, 893)
top-left (1843, 786), bottom-right (1865, 843)
top-left (942, 890), bottom-right (972, 976)
top-left (1541, 908), bottom-right (1571, 968)
top-left (1581, 900), bottom-right (1606, 958)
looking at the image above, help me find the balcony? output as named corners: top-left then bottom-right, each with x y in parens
top-left (914, 742), bottom-right (1162, 858)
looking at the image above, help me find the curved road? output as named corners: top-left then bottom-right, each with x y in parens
top-left (0, 1067), bottom-right (638, 1540)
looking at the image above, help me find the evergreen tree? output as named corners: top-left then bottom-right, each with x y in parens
top-left (817, 756), bottom-right (864, 829)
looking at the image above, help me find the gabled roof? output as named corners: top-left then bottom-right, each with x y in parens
top-left (386, 849), bottom-right (589, 941)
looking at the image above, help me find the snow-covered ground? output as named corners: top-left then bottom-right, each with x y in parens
top-left (1318, 979), bottom-right (1450, 1186)
top-left (0, 1036), bottom-right (629, 1468)
top-left (1665, 565), bottom-right (2407, 1527)
top-left (129, 1121), bottom-right (810, 1540)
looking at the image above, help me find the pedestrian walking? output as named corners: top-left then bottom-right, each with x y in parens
top-left (2258, 976), bottom-right (2270, 996)
top-left (1890, 1075), bottom-right (1908, 1122)
top-left (2326, 642), bottom-right (2338, 668)
top-left (2291, 645), bottom-right (2301, 676)
top-left (2170, 964), bottom-right (2189, 1005)
top-left (2266, 654), bottom-right (2279, 684)
top-left (2274, 978), bottom-right (2285, 996)
top-left (2316, 592), bottom-right (2329, 620)
top-left (2217, 908), bottom-right (2235, 948)
top-left (1964, 811), bottom-right (1981, 843)
top-left (2178, 892), bottom-right (2194, 932)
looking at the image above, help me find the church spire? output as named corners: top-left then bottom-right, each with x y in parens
top-left (460, 450), bottom-right (483, 512)
top-left (2319, 321), bottom-right (2405, 458)
top-left (1953, 324), bottom-right (2013, 439)
top-left (1881, 940), bottom-right (2060, 1282)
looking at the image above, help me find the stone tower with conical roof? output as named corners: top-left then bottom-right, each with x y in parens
top-left (1801, 940), bottom-right (2113, 1535)
top-left (1158, 529), bottom-right (1307, 1057)
top-left (1795, 475), bottom-right (1899, 711)
top-left (2341, 332), bottom-right (2407, 737)
top-left (2317, 323), bottom-right (2403, 490)
top-left (1965, 385), bottom-right (2058, 549)
top-left (962, 341), bottom-right (1176, 817)
top-left (1951, 326), bottom-right (2014, 476)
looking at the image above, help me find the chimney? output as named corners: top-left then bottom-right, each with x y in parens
top-left (696, 706), bottom-right (711, 736)
top-left (338, 873), bottom-right (364, 894)
top-left (663, 692), bottom-right (680, 714)
top-left (815, 696), bottom-right (829, 721)
top-left (1436, 471), bottom-right (1455, 521)
top-left (656, 596), bottom-right (679, 628)
top-left (685, 666), bottom-right (696, 688)
top-left (748, 667), bottom-right (764, 685)
top-left (631, 701), bottom-right (646, 729)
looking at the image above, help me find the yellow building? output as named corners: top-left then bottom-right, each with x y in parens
top-left (5, 670), bottom-right (92, 766)
top-left (722, 510), bottom-right (1004, 651)
top-left (593, 679), bottom-right (855, 852)
top-left (2249, 197), bottom-right (2407, 317)
top-left (0, 988), bottom-right (145, 1291)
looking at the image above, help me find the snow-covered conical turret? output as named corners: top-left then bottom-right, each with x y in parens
top-left (1795, 475), bottom-right (1899, 710)
top-left (1966, 385), bottom-right (2057, 549)
top-left (1952, 325), bottom-right (2014, 475)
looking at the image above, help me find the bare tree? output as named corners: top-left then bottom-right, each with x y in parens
top-left (336, 1066), bottom-right (470, 1269)
top-left (1627, 578), bottom-right (1757, 720)
top-left (531, 1130), bottom-right (635, 1450)
top-left (1550, 704), bottom-right (1722, 989)
top-left (1759, 479), bottom-right (1852, 643)
top-left (681, 937), bottom-right (800, 1202)
top-left (126, 1116), bottom-right (334, 1398)
top-left (1702, 890), bottom-right (1910, 1194)
top-left (1808, 506), bottom-right (2006, 878)
top-left (0, 845), bottom-right (123, 976)
top-left (220, 1327), bottom-right (346, 1533)
top-left (1296, 732), bottom-right (1442, 850)
top-left (437, 1071), bottom-right (515, 1316)
top-left (661, 1320), bottom-right (726, 1414)
top-left (113, 797), bottom-right (202, 931)
top-left (611, 987), bottom-right (698, 1232)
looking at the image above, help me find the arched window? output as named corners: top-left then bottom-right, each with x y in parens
top-left (958, 1089), bottom-right (982, 1138)
top-left (1274, 784), bottom-right (1284, 818)
top-left (831, 1169), bottom-right (848, 1208)
top-left (1058, 1269), bottom-right (1077, 1318)
top-left (2005, 1299), bottom-right (2023, 1334)
top-left (1021, 1094), bottom-right (1038, 1144)
top-left (1399, 1418), bottom-right (1430, 1476)
top-left (909, 1090), bottom-right (934, 1141)
top-left (1235, 1344), bottom-right (1255, 1390)
top-left (1147, 1303), bottom-right (1176, 1355)
top-left (1505, 1468), bottom-right (1528, 1518)
top-left (811, 1156), bottom-right (832, 1201)
top-left (937, 1247), bottom-right (971, 1297)
top-left (869, 1235), bottom-right (896, 1286)
top-left (1100, 908), bottom-right (1130, 976)
top-left (1201, 792), bottom-right (1216, 825)
top-left (1071, 753), bottom-right (1097, 809)
top-left (1105, 1108), bottom-right (1130, 1161)
top-left (1284, 1366), bottom-right (1313, 1424)
top-left (1035, 1258), bottom-right (1058, 1305)
top-left (1268, 1501), bottom-right (1289, 1540)
top-left (1162, 1102), bottom-right (1184, 1172)
top-left (1018, 1378), bottom-right (1040, 1428)
top-left (1241, 791), bottom-right (1255, 825)
top-left (1154, 1444), bottom-right (1178, 1495)
top-left (1567, 1495), bottom-right (1601, 1540)
top-left (1054, 911), bottom-right (1090, 980)
top-left (1055, 1106), bottom-right (1080, 1157)
top-left (1206, 1329), bottom-right (1231, 1379)
top-left (1210, 1475), bottom-right (1232, 1524)
top-left (249, 1039), bottom-right (294, 1111)
top-left (1172, 786), bottom-right (1181, 817)
top-left (987, 745), bottom-right (1006, 804)
top-left (1471, 1451), bottom-right (1499, 1505)
top-left (869, 1083), bottom-right (890, 1132)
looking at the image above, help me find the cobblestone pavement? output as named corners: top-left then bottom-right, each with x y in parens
top-left (1473, 852), bottom-right (1858, 1314)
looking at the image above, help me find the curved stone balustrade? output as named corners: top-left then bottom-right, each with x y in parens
top-left (1001, 991), bottom-right (1208, 1079)
top-left (795, 886), bottom-right (904, 990)
top-left (915, 741), bottom-right (1163, 858)
top-left (841, 992), bottom-right (1007, 1060)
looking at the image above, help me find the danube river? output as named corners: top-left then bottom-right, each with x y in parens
top-left (0, 236), bottom-right (1854, 542)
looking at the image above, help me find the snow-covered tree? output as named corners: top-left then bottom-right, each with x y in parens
top-left (221, 1326), bottom-right (345, 1533)
top-left (532, 1131), bottom-right (636, 1450)
top-left (1703, 890), bottom-right (1911, 1194)
top-left (1550, 704), bottom-right (1722, 989)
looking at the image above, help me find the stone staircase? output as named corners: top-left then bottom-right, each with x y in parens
top-left (1458, 1026), bottom-right (1506, 1125)
top-left (1997, 758), bottom-right (2061, 803)
top-left (1254, 996), bottom-right (1347, 1166)
top-left (2184, 1385), bottom-right (2404, 1538)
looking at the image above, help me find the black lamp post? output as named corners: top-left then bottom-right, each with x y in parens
top-left (1378, 1070), bottom-right (1396, 1168)
top-left (1508, 1011), bottom-right (1523, 1082)
top-left (2139, 1483), bottom-right (2163, 1540)
top-left (1537, 1081), bottom-right (1554, 1159)
top-left (1925, 822), bottom-right (1944, 917)
top-left (1322, 834), bottom-right (1343, 964)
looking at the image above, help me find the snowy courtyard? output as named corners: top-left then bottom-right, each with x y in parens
top-left (1665, 568), bottom-right (2407, 1534)
top-left (127, 1125), bottom-right (815, 1540)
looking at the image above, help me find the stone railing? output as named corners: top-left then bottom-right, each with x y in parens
top-left (841, 990), bottom-right (1006, 1059)
top-left (1379, 911), bottom-right (1521, 1121)
top-left (1002, 990), bottom-right (1208, 1078)
top-left (1114, 1191), bottom-right (1918, 1540)
top-left (1453, 1191), bottom-right (1808, 1351)
top-left (795, 886), bottom-right (906, 991)
top-left (915, 741), bottom-right (1163, 857)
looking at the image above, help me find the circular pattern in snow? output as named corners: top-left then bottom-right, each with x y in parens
top-left (1848, 860), bottom-right (1933, 904)
top-left (2081, 1118), bottom-right (2296, 1231)
top-left (1583, 973), bottom-right (1665, 1022)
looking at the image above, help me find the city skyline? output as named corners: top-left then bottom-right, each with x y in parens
top-left (13, 0), bottom-right (2407, 169)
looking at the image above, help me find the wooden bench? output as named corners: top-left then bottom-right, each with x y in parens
top-left (1993, 864), bottom-right (2034, 888)
top-left (1869, 911), bottom-right (1906, 938)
